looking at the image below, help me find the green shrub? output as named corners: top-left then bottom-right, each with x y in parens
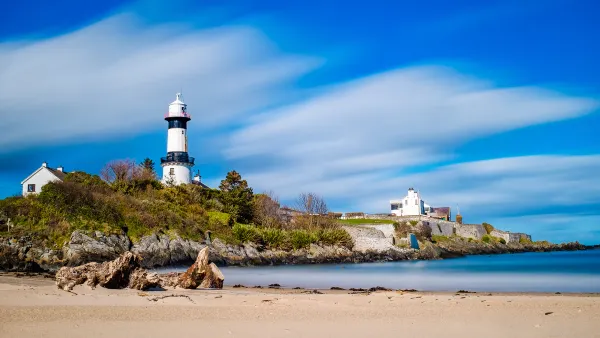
top-left (499, 238), bottom-right (506, 244)
top-left (482, 234), bottom-right (492, 243)
top-left (409, 220), bottom-right (419, 226)
top-left (260, 227), bottom-right (287, 248)
top-left (232, 223), bottom-right (260, 243)
top-left (289, 230), bottom-right (317, 249)
top-left (519, 236), bottom-right (533, 244)
top-left (482, 222), bottom-right (494, 234)
top-left (316, 228), bottom-right (353, 249)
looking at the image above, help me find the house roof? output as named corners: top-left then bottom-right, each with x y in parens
top-left (192, 180), bottom-right (209, 189)
top-left (47, 167), bottom-right (67, 180)
top-left (21, 166), bottom-right (68, 184)
top-left (431, 207), bottom-right (451, 215)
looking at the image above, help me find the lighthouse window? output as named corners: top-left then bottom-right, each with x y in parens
top-left (182, 130), bottom-right (184, 134)
top-left (169, 168), bottom-right (174, 175)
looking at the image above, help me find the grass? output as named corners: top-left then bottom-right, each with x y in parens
top-left (337, 219), bottom-right (395, 225)
top-left (431, 235), bottom-right (451, 243)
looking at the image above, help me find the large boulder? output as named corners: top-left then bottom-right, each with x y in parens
top-left (131, 233), bottom-right (207, 268)
top-left (176, 247), bottom-right (224, 289)
top-left (63, 230), bottom-right (131, 266)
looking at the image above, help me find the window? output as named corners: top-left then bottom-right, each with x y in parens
top-left (391, 204), bottom-right (398, 210)
top-left (169, 168), bottom-right (175, 175)
top-left (415, 199), bottom-right (418, 205)
top-left (27, 184), bottom-right (35, 192)
top-left (181, 130), bottom-right (184, 134)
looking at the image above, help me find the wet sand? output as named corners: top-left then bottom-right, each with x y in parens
top-left (0, 273), bottom-right (599, 338)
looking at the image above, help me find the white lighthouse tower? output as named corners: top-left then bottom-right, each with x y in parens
top-left (161, 93), bottom-right (194, 185)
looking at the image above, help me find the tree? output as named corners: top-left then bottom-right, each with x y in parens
top-left (100, 159), bottom-right (161, 194)
top-left (139, 158), bottom-right (156, 180)
top-left (295, 192), bottom-right (328, 215)
top-left (253, 191), bottom-right (283, 228)
top-left (219, 170), bottom-right (254, 224)
top-left (293, 192), bottom-right (335, 230)
top-left (100, 159), bottom-right (139, 183)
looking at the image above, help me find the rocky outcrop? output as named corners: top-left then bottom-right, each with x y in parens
top-left (0, 229), bottom-right (590, 273)
top-left (63, 231), bottom-right (131, 266)
top-left (0, 236), bottom-right (63, 272)
top-left (432, 237), bottom-right (586, 256)
top-left (131, 233), bottom-right (206, 268)
top-left (56, 251), bottom-right (160, 291)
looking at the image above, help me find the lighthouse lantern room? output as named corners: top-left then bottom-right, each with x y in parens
top-left (161, 93), bottom-right (194, 185)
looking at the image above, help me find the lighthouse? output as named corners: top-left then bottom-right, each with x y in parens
top-left (161, 93), bottom-right (194, 185)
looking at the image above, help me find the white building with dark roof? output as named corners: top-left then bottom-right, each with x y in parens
top-left (21, 162), bottom-right (68, 196)
top-left (390, 187), bottom-right (452, 220)
top-left (390, 188), bottom-right (426, 216)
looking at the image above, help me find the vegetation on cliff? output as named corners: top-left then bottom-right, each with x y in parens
top-left (0, 159), bottom-right (352, 250)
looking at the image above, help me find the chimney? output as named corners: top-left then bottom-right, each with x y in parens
top-left (42, 161), bottom-right (48, 168)
top-left (57, 166), bottom-right (64, 172)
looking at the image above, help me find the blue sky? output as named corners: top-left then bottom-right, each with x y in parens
top-left (1, 0), bottom-right (599, 244)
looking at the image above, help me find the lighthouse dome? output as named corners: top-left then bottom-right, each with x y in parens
top-left (167, 93), bottom-right (189, 118)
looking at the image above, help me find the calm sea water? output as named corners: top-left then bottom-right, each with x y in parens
top-left (160, 249), bottom-right (600, 293)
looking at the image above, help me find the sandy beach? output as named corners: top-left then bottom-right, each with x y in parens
top-left (0, 273), bottom-right (599, 338)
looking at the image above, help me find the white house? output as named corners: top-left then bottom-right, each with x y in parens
top-left (390, 187), bottom-right (426, 216)
top-left (21, 162), bottom-right (68, 196)
top-left (390, 187), bottom-right (452, 220)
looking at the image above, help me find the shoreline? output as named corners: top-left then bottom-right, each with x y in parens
top-left (2, 272), bottom-right (599, 297)
top-left (1, 275), bottom-right (599, 338)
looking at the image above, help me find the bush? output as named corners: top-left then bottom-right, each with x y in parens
top-left (482, 222), bottom-right (494, 234)
top-left (414, 223), bottom-right (432, 241)
top-left (409, 220), bottom-right (419, 226)
top-left (499, 238), bottom-right (506, 244)
top-left (232, 223), bottom-right (260, 243)
top-left (519, 236), bottom-right (533, 244)
top-left (260, 227), bottom-right (287, 248)
top-left (482, 234), bottom-right (491, 243)
top-left (316, 228), bottom-right (353, 249)
top-left (289, 230), bottom-right (317, 249)
top-left (393, 222), bottom-right (411, 237)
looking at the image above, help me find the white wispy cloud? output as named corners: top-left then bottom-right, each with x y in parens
top-left (222, 66), bottom-right (599, 242)
top-left (0, 12), bottom-right (320, 151)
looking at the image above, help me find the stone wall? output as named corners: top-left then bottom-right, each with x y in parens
top-left (424, 221), bottom-right (455, 236)
top-left (341, 226), bottom-right (394, 252)
top-left (490, 230), bottom-right (532, 243)
top-left (349, 215), bottom-right (531, 243)
top-left (455, 224), bottom-right (486, 240)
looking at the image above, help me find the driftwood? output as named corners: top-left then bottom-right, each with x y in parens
top-left (55, 248), bottom-right (224, 292)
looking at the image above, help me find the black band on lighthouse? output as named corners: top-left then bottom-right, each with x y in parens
top-left (161, 151), bottom-right (195, 165)
top-left (167, 119), bottom-right (187, 129)
top-left (166, 117), bottom-right (188, 129)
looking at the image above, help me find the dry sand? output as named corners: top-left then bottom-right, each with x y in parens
top-left (0, 273), bottom-right (599, 338)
